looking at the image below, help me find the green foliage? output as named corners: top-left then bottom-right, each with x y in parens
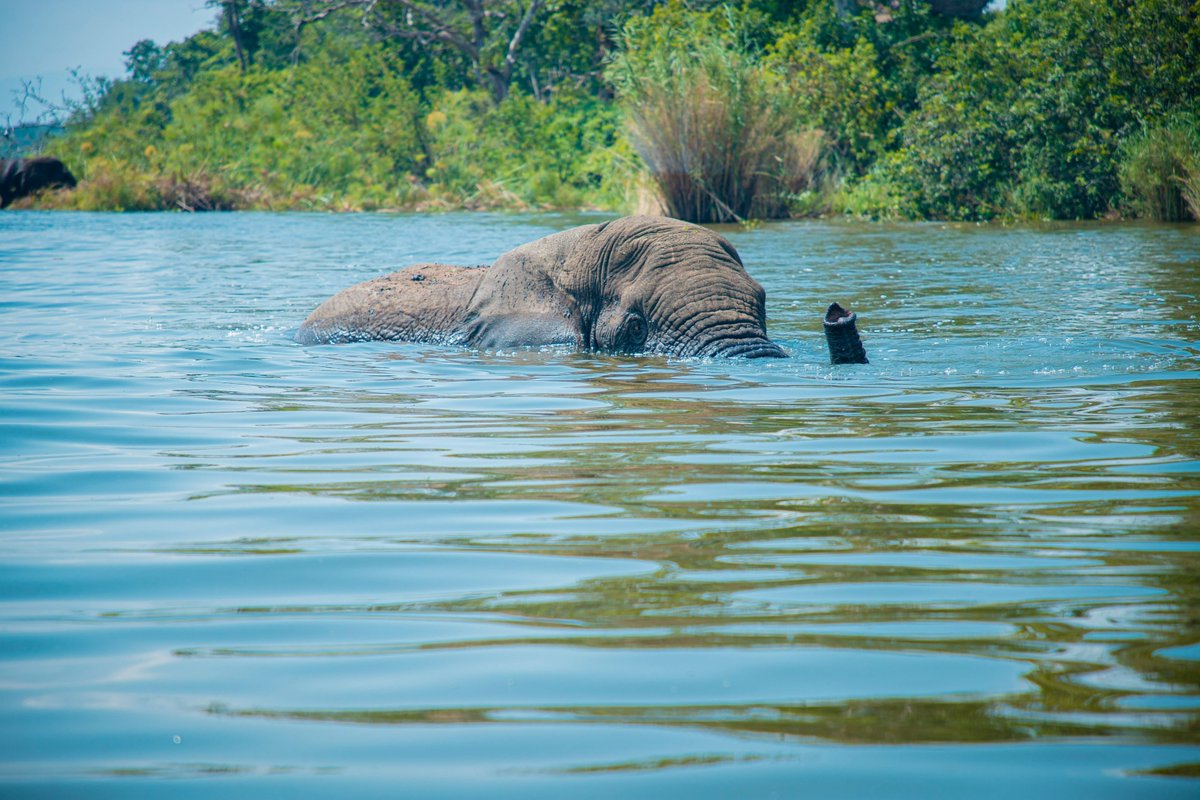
top-left (607, 3), bottom-right (823, 222)
top-left (21, 0), bottom-right (1200, 221)
top-left (893, 0), bottom-right (1200, 220)
top-left (767, 33), bottom-right (888, 175)
top-left (42, 33), bottom-right (628, 213)
top-left (761, 0), bottom-right (962, 198)
top-left (421, 87), bottom-right (627, 209)
top-left (1119, 117), bottom-right (1200, 222)
top-left (161, 46), bottom-right (425, 206)
top-left (48, 45), bottom-right (430, 210)
top-left (146, 31), bottom-right (233, 102)
top-left (26, 158), bottom-right (243, 212)
top-left (211, 0), bottom-right (301, 71)
top-left (832, 154), bottom-right (922, 220)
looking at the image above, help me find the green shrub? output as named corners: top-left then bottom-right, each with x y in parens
top-left (894, 0), bottom-right (1200, 220)
top-left (607, 4), bottom-right (822, 222)
top-left (766, 33), bottom-right (889, 176)
top-left (46, 44), bottom-right (428, 210)
top-left (833, 162), bottom-right (922, 220)
top-left (1118, 118), bottom-right (1200, 222)
top-left (1184, 167), bottom-right (1200, 222)
top-left (420, 88), bottom-right (626, 210)
top-left (160, 47), bottom-right (425, 205)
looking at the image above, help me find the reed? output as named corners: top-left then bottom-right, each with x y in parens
top-left (1118, 118), bottom-right (1200, 222)
top-left (1181, 162), bottom-right (1200, 222)
top-left (608, 11), bottom-right (820, 223)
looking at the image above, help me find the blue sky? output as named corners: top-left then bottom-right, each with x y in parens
top-left (2, 0), bottom-right (217, 124)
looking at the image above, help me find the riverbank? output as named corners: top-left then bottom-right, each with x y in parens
top-left (10, 1), bottom-right (1200, 222)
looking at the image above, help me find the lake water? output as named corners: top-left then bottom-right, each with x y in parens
top-left (1, 211), bottom-right (1198, 798)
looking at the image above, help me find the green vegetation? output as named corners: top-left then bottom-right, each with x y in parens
top-left (15, 0), bottom-right (1200, 221)
top-left (882, 0), bottom-right (1200, 220)
top-left (1119, 117), bottom-right (1200, 223)
top-left (606, 5), bottom-right (823, 222)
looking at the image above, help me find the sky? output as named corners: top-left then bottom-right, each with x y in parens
top-left (2, 0), bottom-right (218, 125)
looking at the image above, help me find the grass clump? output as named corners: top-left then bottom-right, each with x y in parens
top-left (606, 5), bottom-right (823, 223)
top-left (1118, 117), bottom-right (1200, 222)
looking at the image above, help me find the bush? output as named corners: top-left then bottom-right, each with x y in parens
top-left (23, 157), bottom-right (245, 212)
top-left (420, 88), bottom-right (626, 210)
top-left (41, 36), bottom-right (629, 213)
top-left (29, 157), bottom-right (162, 211)
top-left (766, 33), bottom-right (890, 177)
top-left (894, 0), bottom-right (1200, 220)
top-left (833, 159), bottom-right (922, 220)
top-left (159, 47), bottom-right (425, 206)
top-left (607, 4), bottom-right (822, 222)
top-left (1118, 118), bottom-right (1200, 222)
top-left (46, 44), bottom-right (427, 210)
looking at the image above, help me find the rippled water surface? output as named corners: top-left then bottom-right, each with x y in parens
top-left (2, 211), bottom-right (1199, 798)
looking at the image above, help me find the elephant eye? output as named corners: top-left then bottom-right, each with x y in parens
top-left (620, 313), bottom-right (647, 351)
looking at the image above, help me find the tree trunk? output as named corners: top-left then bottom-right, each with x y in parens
top-left (224, 0), bottom-right (249, 71)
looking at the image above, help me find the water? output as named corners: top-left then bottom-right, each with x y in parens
top-left (1, 211), bottom-right (1198, 798)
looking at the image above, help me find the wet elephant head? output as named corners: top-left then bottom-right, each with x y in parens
top-left (462, 215), bottom-right (785, 358)
top-left (297, 215), bottom-right (786, 359)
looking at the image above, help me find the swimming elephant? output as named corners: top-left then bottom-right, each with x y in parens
top-left (0, 157), bottom-right (77, 209)
top-left (297, 215), bottom-right (868, 363)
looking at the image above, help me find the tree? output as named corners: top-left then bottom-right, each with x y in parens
top-left (293, 0), bottom-right (549, 103)
top-left (124, 40), bottom-right (167, 85)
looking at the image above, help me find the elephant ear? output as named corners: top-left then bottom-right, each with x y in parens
top-left (462, 223), bottom-right (604, 349)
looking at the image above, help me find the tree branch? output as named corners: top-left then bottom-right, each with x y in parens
top-left (289, 0), bottom-right (547, 104)
top-left (224, 0), bottom-right (249, 71)
top-left (380, 0), bottom-right (481, 60)
top-left (287, 1), bottom-right (358, 64)
top-left (504, 0), bottom-right (545, 72)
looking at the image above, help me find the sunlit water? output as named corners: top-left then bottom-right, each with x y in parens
top-left (1, 211), bottom-right (1198, 798)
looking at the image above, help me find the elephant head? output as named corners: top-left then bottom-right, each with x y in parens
top-left (297, 215), bottom-right (787, 359)
top-left (461, 215), bottom-right (785, 358)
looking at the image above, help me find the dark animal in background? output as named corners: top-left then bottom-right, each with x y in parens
top-left (0, 157), bottom-right (77, 209)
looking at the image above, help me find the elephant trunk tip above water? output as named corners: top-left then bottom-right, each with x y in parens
top-left (295, 215), bottom-right (868, 365)
top-left (823, 302), bottom-right (870, 364)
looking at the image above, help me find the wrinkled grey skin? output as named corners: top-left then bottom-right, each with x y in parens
top-left (296, 215), bottom-right (786, 359)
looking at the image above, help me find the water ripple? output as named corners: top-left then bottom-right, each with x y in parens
top-left (1, 212), bottom-right (1198, 796)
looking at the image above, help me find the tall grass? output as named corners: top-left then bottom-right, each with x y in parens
top-left (1118, 118), bottom-right (1200, 222)
top-left (607, 8), bottom-right (821, 223)
top-left (1183, 164), bottom-right (1200, 222)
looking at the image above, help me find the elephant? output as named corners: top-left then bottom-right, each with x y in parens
top-left (824, 302), bottom-right (869, 364)
top-left (0, 157), bottom-right (77, 208)
top-left (296, 215), bottom-right (868, 363)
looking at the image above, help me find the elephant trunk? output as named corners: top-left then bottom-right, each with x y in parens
top-left (655, 277), bottom-right (784, 359)
top-left (824, 302), bottom-right (869, 364)
top-left (708, 338), bottom-right (786, 359)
